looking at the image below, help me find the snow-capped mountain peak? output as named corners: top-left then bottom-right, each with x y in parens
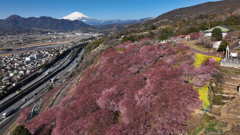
top-left (61, 12), bottom-right (90, 21)
top-left (61, 12), bottom-right (154, 26)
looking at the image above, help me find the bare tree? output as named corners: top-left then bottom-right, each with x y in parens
top-left (139, 38), bottom-right (151, 46)
top-left (198, 36), bottom-right (214, 49)
top-left (225, 31), bottom-right (239, 42)
top-left (212, 15), bottom-right (226, 22)
top-left (212, 72), bottom-right (223, 87)
top-left (232, 8), bottom-right (240, 18)
top-left (168, 37), bottom-right (176, 47)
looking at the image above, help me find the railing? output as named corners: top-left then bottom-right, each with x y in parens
top-left (221, 58), bottom-right (240, 63)
top-left (27, 100), bottom-right (41, 122)
top-left (234, 45), bottom-right (240, 50)
top-left (205, 128), bottom-right (223, 134)
top-left (185, 84), bottom-right (213, 133)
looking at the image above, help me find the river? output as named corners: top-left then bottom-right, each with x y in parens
top-left (0, 44), bottom-right (65, 55)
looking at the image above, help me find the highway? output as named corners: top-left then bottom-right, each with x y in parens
top-left (0, 50), bottom-right (73, 106)
top-left (0, 47), bottom-right (85, 130)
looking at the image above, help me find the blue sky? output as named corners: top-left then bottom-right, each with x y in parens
top-left (0, 0), bottom-right (221, 20)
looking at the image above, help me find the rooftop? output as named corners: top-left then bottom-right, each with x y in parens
top-left (204, 25), bottom-right (238, 33)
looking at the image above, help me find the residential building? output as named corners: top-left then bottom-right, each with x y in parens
top-left (203, 25), bottom-right (237, 38)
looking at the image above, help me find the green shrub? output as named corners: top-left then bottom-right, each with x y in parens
top-left (12, 125), bottom-right (31, 135)
top-left (218, 39), bottom-right (229, 52)
top-left (213, 95), bottom-right (222, 105)
top-left (159, 27), bottom-right (173, 41)
top-left (137, 35), bottom-right (145, 40)
top-left (122, 35), bottom-right (136, 43)
top-left (86, 38), bottom-right (105, 51)
top-left (47, 85), bottom-right (53, 91)
top-left (212, 28), bottom-right (222, 41)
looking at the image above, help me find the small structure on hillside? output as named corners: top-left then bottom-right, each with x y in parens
top-left (171, 35), bottom-right (186, 42)
top-left (237, 86), bottom-right (240, 95)
top-left (230, 52), bottom-right (238, 58)
top-left (213, 41), bottom-right (221, 50)
top-left (185, 35), bottom-right (190, 41)
top-left (221, 45), bottom-right (240, 67)
top-left (226, 46), bottom-right (230, 59)
top-left (203, 26), bottom-right (237, 38)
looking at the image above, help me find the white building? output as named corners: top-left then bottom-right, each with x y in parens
top-left (213, 41), bottom-right (221, 49)
top-left (203, 26), bottom-right (236, 38)
top-left (230, 52), bottom-right (238, 58)
top-left (25, 54), bottom-right (41, 61)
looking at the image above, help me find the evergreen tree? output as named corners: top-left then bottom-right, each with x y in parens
top-left (47, 85), bottom-right (53, 91)
top-left (187, 27), bottom-right (198, 34)
top-left (159, 27), bottom-right (173, 41)
top-left (122, 35), bottom-right (136, 43)
top-left (137, 35), bottom-right (145, 40)
top-left (212, 28), bottom-right (222, 41)
top-left (148, 30), bottom-right (155, 39)
top-left (197, 22), bottom-right (208, 31)
top-left (13, 125), bottom-right (31, 135)
top-left (128, 35), bottom-right (136, 43)
top-left (122, 36), bottom-right (129, 43)
top-left (224, 15), bottom-right (238, 26)
top-left (218, 39), bottom-right (229, 52)
top-left (149, 24), bottom-right (156, 30)
top-left (42, 63), bottom-right (48, 69)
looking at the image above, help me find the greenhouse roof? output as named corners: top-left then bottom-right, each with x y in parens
top-left (204, 26), bottom-right (230, 33)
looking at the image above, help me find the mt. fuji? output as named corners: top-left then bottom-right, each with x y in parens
top-left (61, 12), bottom-right (154, 26)
top-left (61, 12), bottom-right (92, 22)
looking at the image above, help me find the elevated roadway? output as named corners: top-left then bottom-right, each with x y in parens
top-left (0, 47), bottom-right (85, 131)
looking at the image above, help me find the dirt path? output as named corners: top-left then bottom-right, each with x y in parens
top-left (197, 129), bottom-right (205, 135)
top-left (188, 45), bottom-right (219, 57)
top-left (51, 80), bottom-right (74, 107)
top-left (50, 83), bottom-right (68, 107)
top-left (220, 97), bottom-right (240, 118)
top-left (199, 96), bottom-right (240, 134)
top-left (51, 71), bottom-right (85, 107)
top-left (229, 40), bottom-right (240, 50)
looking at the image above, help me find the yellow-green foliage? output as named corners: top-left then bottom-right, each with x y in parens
top-left (117, 48), bottom-right (126, 52)
top-left (86, 38), bottom-right (105, 51)
top-left (193, 54), bottom-right (220, 109)
top-left (198, 85), bottom-right (210, 109)
top-left (194, 53), bottom-right (221, 68)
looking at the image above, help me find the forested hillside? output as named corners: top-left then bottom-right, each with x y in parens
top-left (155, 0), bottom-right (240, 23)
top-left (0, 15), bottom-right (93, 35)
top-left (119, 0), bottom-right (240, 37)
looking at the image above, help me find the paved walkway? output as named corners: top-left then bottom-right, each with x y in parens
top-left (197, 96), bottom-right (240, 134)
top-left (188, 45), bottom-right (219, 57)
top-left (229, 40), bottom-right (240, 50)
top-left (180, 41), bottom-right (220, 57)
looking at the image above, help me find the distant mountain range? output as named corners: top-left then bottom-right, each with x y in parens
top-left (0, 13), bottom-right (154, 35)
top-left (61, 12), bottom-right (155, 26)
top-left (0, 15), bottom-right (92, 34)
